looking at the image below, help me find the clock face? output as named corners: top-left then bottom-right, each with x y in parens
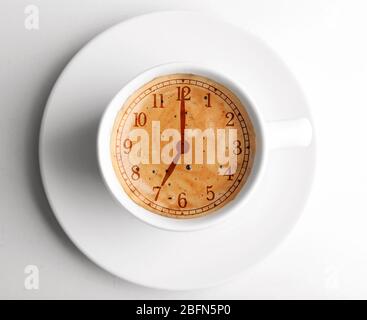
top-left (110, 73), bottom-right (256, 218)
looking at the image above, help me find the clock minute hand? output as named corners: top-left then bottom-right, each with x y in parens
top-left (180, 97), bottom-right (186, 154)
top-left (179, 86), bottom-right (190, 154)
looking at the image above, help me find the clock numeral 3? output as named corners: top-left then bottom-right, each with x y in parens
top-left (206, 185), bottom-right (215, 201)
top-left (233, 140), bottom-right (242, 155)
top-left (178, 192), bottom-right (187, 208)
top-left (133, 112), bottom-right (147, 127)
top-left (131, 165), bottom-right (140, 181)
top-left (152, 94), bottom-right (164, 108)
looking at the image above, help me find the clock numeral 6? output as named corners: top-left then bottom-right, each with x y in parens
top-left (178, 192), bottom-right (187, 208)
top-left (133, 112), bottom-right (147, 127)
top-left (131, 165), bottom-right (140, 181)
top-left (206, 185), bottom-right (215, 201)
top-left (152, 94), bottom-right (164, 108)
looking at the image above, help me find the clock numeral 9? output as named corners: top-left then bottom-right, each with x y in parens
top-left (206, 185), bottom-right (215, 201)
top-left (178, 192), bottom-right (187, 208)
top-left (152, 94), bottom-right (164, 108)
top-left (131, 165), bottom-right (140, 181)
top-left (133, 112), bottom-right (147, 127)
top-left (123, 138), bottom-right (132, 154)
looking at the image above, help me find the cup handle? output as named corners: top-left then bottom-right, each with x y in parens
top-left (265, 118), bottom-right (313, 150)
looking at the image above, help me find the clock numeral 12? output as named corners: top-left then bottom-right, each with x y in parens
top-left (176, 86), bottom-right (191, 101)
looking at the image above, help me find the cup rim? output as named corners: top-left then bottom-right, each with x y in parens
top-left (97, 61), bottom-right (268, 232)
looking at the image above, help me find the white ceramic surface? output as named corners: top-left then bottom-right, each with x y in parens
top-left (39, 11), bottom-right (315, 290)
top-left (98, 62), bottom-right (312, 231)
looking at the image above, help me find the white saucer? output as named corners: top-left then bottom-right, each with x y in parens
top-left (39, 11), bottom-right (315, 290)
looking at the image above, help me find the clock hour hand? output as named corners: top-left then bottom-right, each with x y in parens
top-left (160, 153), bottom-right (180, 187)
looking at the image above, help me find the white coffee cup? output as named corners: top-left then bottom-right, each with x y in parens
top-left (97, 62), bottom-right (313, 232)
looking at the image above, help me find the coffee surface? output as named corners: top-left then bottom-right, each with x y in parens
top-left (111, 73), bottom-right (256, 218)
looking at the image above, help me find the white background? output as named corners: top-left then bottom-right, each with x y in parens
top-left (1, 0), bottom-right (367, 299)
